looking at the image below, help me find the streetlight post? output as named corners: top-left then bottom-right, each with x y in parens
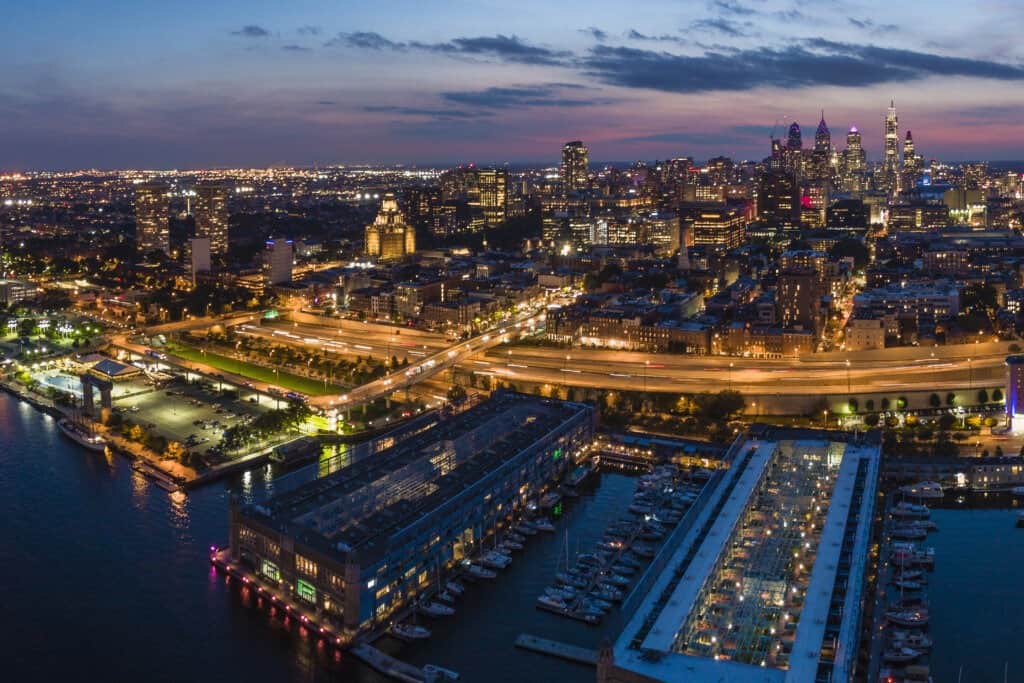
top-left (729, 362), bottom-right (734, 391)
top-left (968, 357), bottom-right (973, 391)
top-left (643, 359), bottom-right (650, 393)
top-left (846, 359), bottom-right (851, 396)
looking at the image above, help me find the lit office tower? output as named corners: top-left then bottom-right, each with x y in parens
top-left (842, 126), bottom-right (866, 192)
top-left (783, 122), bottom-right (804, 176)
top-left (194, 182), bottom-right (230, 255)
top-left (902, 131), bottom-right (920, 190)
top-left (365, 193), bottom-right (416, 260)
top-left (787, 122), bottom-right (803, 151)
top-left (883, 100), bottom-right (900, 191)
top-left (184, 237), bottom-right (211, 285)
top-left (758, 171), bottom-right (800, 230)
top-left (561, 140), bottom-right (589, 193)
top-left (811, 113), bottom-right (832, 181)
top-left (263, 238), bottom-right (293, 285)
top-left (474, 168), bottom-right (507, 226)
top-left (134, 182), bottom-right (170, 254)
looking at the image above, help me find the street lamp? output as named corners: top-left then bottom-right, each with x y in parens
top-left (845, 359), bottom-right (851, 396)
top-left (729, 362), bottom-right (734, 391)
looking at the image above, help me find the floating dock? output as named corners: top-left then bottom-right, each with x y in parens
top-left (351, 643), bottom-right (428, 683)
top-left (514, 633), bottom-right (597, 666)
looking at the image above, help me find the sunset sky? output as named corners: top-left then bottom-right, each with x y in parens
top-left (4, 0), bottom-right (1024, 169)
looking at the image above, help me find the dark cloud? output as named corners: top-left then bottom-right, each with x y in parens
top-left (297, 25), bottom-right (321, 36)
top-left (231, 25), bottom-right (270, 38)
top-left (710, 0), bottom-right (757, 16)
top-left (440, 84), bottom-right (602, 109)
top-left (328, 31), bottom-right (569, 65)
top-left (848, 18), bottom-right (899, 34)
top-left (326, 31), bottom-right (403, 50)
top-left (363, 105), bottom-right (491, 120)
top-left (626, 29), bottom-right (687, 45)
top-left (412, 35), bottom-right (571, 65)
top-left (282, 44), bottom-right (311, 52)
top-left (580, 27), bottom-right (608, 41)
top-left (690, 18), bottom-right (753, 37)
top-left (582, 40), bottom-right (1024, 94)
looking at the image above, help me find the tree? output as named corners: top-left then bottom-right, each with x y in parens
top-left (881, 397), bottom-right (891, 410)
top-left (977, 389), bottom-right (989, 404)
top-left (848, 397), bottom-right (859, 413)
top-left (164, 441), bottom-right (187, 462)
top-left (865, 399), bottom-right (875, 411)
top-left (864, 413), bottom-right (880, 427)
top-left (446, 385), bottom-right (467, 404)
top-left (946, 392), bottom-right (957, 407)
top-left (828, 237), bottom-right (870, 270)
top-left (692, 390), bottom-right (746, 422)
top-left (928, 393), bottom-right (941, 408)
top-left (993, 388), bottom-right (1004, 403)
top-left (896, 396), bottom-right (908, 410)
top-left (937, 413), bottom-right (956, 431)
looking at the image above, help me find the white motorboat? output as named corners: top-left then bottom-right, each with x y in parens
top-left (480, 551), bottom-right (512, 569)
top-left (465, 564), bottom-right (496, 580)
top-left (891, 631), bottom-right (933, 651)
top-left (892, 502), bottom-right (931, 519)
top-left (883, 647), bottom-right (923, 664)
top-left (899, 481), bottom-right (944, 499)
top-left (417, 600), bottom-right (455, 618)
top-left (435, 590), bottom-right (457, 604)
top-left (885, 609), bottom-right (930, 627)
top-left (536, 594), bottom-right (568, 610)
top-left (390, 623), bottom-right (432, 641)
top-left (532, 519), bottom-right (556, 533)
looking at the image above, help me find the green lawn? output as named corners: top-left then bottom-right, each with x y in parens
top-left (166, 342), bottom-right (345, 396)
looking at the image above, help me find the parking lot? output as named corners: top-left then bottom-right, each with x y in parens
top-left (113, 377), bottom-right (273, 456)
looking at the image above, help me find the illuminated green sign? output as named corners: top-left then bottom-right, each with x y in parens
top-left (261, 560), bottom-right (280, 581)
top-left (297, 579), bottom-right (316, 603)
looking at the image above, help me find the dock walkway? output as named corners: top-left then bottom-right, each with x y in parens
top-left (514, 633), bottom-right (597, 666)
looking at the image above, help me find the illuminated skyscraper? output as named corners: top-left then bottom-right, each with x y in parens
top-left (902, 131), bottom-right (922, 190)
top-left (813, 113), bottom-right (830, 152)
top-left (787, 122), bottom-right (803, 151)
top-left (783, 123), bottom-right (805, 177)
top-left (561, 141), bottom-right (589, 193)
top-left (194, 182), bottom-right (230, 255)
top-left (758, 171), bottom-right (800, 230)
top-left (134, 182), bottom-right (170, 255)
top-left (264, 238), bottom-right (293, 285)
top-left (883, 100), bottom-right (900, 191)
top-left (474, 168), bottom-right (507, 227)
top-left (841, 126), bottom-right (866, 192)
top-left (811, 113), bottom-right (833, 181)
top-left (365, 193), bottom-right (416, 260)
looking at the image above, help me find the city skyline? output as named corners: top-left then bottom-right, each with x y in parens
top-left (4, 0), bottom-right (1024, 170)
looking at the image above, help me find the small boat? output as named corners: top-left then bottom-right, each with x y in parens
top-left (423, 664), bottom-right (460, 681)
top-left (890, 569), bottom-right (924, 582)
top-left (536, 594), bottom-right (568, 610)
top-left (892, 578), bottom-right (923, 591)
top-left (515, 522), bottom-right (538, 536)
top-left (632, 545), bottom-right (656, 558)
top-left (899, 481), bottom-right (944, 500)
top-left (612, 563), bottom-right (637, 576)
top-left (1012, 486), bottom-right (1024, 496)
top-left (601, 573), bottom-right (631, 587)
top-left (886, 609), bottom-right (929, 628)
top-left (417, 600), bottom-right (455, 618)
top-left (532, 519), bottom-right (556, 533)
top-left (390, 623), bottom-right (432, 641)
top-left (479, 553), bottom-right (511, 570)
top-left (891, 631), bottom-right (933, 651)
top-left (539, 492), bottom-right (562, 508)
top-left (501, 539), bottom-right (524, 551)
top-left (508, 532), bottom-right (526, 544)
top-left (892, 526), bottom-right (928, 541)
top-left (435, 590), bottom-right (457, 604)
top-left (445, 581), bottom-right (465, 596)
top-left (617, 555), bottom-right (643, 569)
top-left (465, 564), bottom-right (496, 580)
top-left (545, 587), bottom-right (576, 601)
top-left (892, 502), bottom-right (931, 519)
top-left (883, 647), bottom-right (923, 664)
top-left (591, 586), bottom-right (623, 602)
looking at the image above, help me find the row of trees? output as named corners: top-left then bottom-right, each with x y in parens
top-left (847, 389), bottom-right (1003, 414)
top-left (221, 402), bottom-right (312, 452)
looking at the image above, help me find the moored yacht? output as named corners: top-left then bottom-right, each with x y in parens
top-left (390, 623), bottom-right (432, 641)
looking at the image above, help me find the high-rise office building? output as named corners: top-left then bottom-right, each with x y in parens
top-left (777, 267), bottom-right (823, 336)
top-left (365, 193), bottom-right (416, 261)
top-left (185, 237), bottom-right (211, 285)
top-left (841, 126), bottom-right (867, 192)
top-left (902, 130), bottom-right (922, 190)
top-left (687, 206), bottom-right (747, 250)
top-left (474, 168), bottom-right (508, 227)
top-left (194, 182), bottom-right (230, 255)
top-left (134, 182), bottom-right (170, 255)
top-left (264, 238), bottom-right (293, 285)
top-left (811, 113), bottom-right (833, 182)
top-left (561, 141), bottom-right (589, 194)
top-left (758, 171), bottom-right (800, 230)
top-left (883, 100), bottom-right (900, 192)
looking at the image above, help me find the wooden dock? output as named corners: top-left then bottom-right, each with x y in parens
top-left (514, 633), bottom-right (597, 666)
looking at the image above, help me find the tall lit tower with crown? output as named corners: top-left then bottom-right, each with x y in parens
top-left (883, 100), bottom-right (899, 192)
